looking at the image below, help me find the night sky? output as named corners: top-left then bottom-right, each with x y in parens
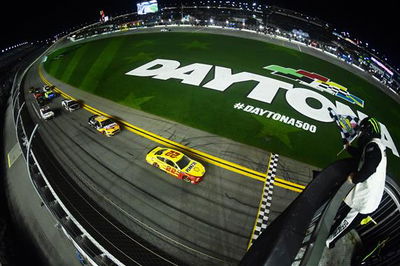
top-left (1, 1), bottom-right (398, 68)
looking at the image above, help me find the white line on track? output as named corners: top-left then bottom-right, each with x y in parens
top-left (31, 102), bottom-right (41, 119)
top-left (73, 167), bottom-right (227, 263)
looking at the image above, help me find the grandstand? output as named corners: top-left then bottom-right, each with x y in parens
top-left (67, 1), bottom-right (400, 95)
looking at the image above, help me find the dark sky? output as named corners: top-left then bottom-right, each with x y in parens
top-left (1, 1), bottom-right (398, 68)
top-left (267, 1), bottom-right (398, 67)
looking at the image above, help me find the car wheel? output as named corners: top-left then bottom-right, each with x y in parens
top-left (182, 176), bottom-right (191, 183)
top-left (153, 163), bottom-right (159, 168)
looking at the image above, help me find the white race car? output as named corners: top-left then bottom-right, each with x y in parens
top-left (62, 99), bottom-right (81, 112)
top-left (40, 106), bottom-right (55, 120)
top-left (42, 85), bottom-right (55, 92)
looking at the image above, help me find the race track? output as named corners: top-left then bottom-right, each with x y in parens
top-left (21, 27), bottom-right (320, 265)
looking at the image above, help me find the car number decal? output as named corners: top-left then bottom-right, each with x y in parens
top-left (165, 151), bottom-right (180, 158)
top-left (166, 166), bottom-right (178, 175)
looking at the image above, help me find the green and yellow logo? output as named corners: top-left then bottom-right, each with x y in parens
top-left (265, 65), bottom-right (365, 108)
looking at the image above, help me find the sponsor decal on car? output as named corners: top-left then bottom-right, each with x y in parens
top-left (185, 162), bottom-right (196, 172)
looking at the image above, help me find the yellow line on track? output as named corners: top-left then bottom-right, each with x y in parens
top-left (39, 67), bottom-right (306, 192)
top-left (7, 154), bottom-right (11, 168)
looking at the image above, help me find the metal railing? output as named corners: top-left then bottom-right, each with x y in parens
top-left (240, 154), bottom-right (400, 266)
top-left (240, 159), bottom-right (357, 265)
top-left (292, 181), bottom-right (354, 265)
top-left (353, 177), bottom-right (400, 265)
top-left (11, 59), bottom-right (121, 265)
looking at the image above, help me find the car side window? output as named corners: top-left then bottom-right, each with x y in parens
top-left (166, 160), bottom-right (175, 167)
top-left (157, 157), bottom-right (165, 162)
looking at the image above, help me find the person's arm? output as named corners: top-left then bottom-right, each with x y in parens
top-left (352, 142), bottom-right (382, 183)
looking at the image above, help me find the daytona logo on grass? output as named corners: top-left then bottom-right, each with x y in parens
top-left (126, 58), bottom-right (398, 157)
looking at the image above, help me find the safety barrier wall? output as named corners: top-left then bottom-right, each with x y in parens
top-left (240, 159), bottom-right (357, 265)
top-left (293, 176), bottom-right (400, 266)
top-left (10, 51), bottom-right (122, 266)
top-left (239, 152), bottom-right (400, 266)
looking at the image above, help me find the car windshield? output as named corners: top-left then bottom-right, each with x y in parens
top-left (176, 155), bottom-right (191, 169)
top-left (155, 149), bottom-right (167, 156)
top-left (67, 101), bottom-right (77, 106)
top-left (101, 119), bottom-right (115, 127)
top-left (42, 108), bottom-right (51, 114)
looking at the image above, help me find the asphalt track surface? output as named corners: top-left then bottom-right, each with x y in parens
top-left (20, 27), bottom-right (330, 265)
top-left (25, 65), bottom-right (267, 264)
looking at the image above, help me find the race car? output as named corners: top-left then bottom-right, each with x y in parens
top-left (34, 92), bottom-right (44, 99)
top-left (29, 87), bottom-right (41, 94)
top-left (146, 147), bottom-right (206, 184)
top-left (34, 92), bottom-right (48, 105)
top-left (36, 97), bottom-right (49, 107)
top-left (88, 115), bottom-right (120, 137)
top-left (61, 99), bottom-right (81, 112)
top-left (39, 106), bottom-right (55, 120)
top-left (42, 85), bottom-right (55, 92)
top-left (44, 90), bottom-right (58, 99)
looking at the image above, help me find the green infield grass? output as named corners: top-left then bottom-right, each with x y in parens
top-left (43, 32), bottom-right (400, 180)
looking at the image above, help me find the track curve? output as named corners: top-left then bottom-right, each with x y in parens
top-left (21, 26), bottom-right (323, 264)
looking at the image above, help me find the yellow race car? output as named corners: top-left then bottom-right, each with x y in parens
top-left (88, 115), bottom-right (120, 137)
top-left (146, 147), bottom-right (206, 184)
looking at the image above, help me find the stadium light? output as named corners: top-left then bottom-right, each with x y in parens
top-left (210, 18), bottom-right (214, 24)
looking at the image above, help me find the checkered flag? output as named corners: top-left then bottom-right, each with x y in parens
top-left (328, 107), bottom-right (360, 154)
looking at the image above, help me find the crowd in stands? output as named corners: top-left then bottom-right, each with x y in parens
top-left (67, 3), bottom-right (400, 95)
